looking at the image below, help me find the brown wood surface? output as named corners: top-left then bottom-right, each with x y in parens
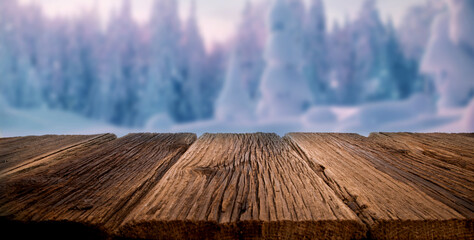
top-left (0, 133), bottom-right (196, 239)
top-left (0, 134), bottom-right (115, 174)
top-left (119, 133), bottom-right (365, 240)
top-left (0, 132), bottom-right (472, 240)
top-left (367, 133), bottom-right (474, 218)
top-left (286, 133), bottom-right (472, 240)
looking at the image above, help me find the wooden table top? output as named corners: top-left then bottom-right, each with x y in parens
top-left (0, 133), bottom-right (473, 239)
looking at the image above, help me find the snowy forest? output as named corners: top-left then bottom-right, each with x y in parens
top-left (0, 0), bottom-right (473, 136)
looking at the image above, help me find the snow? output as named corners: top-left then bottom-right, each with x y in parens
top-left (171, 95), bottom-right (470, 137)
top-left (257, 0), bottom-right (313, 119)
top-left (446, 0), bottom-right (474, 51)
top-left (1, 0), bottom-right (473, 138)
top-left (214, 2), bottom-right (264, 122)
top-left (398, 0), bottom-right (445, 61)
top-left (0, 96), bottom-right (7, 120)
top-left (215, 54), bottom-right (256, 122)
top-left (303, 0), bottom-right (330, 104)
top-left (421, 0), bottom-right (474, 107)
top-left (144, 113), bottom-right (175, 132)
top-left (0, 105), bottom-right (133, 138)
top-left (342, 94), bottom-right (435, 130)
top-left (463, 99), bottom-right (474, 132)
top-left (303, 107), bottom-right (337, 124)
top-left (1, 96), bottom-right (471, 139)
top-left (433, 99), bottom-right (474, 132)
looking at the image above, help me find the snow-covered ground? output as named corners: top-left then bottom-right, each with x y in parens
top-left (0, 103), bottom-right (135, 138)
top-left (170, 95), bottom-right (473, 137)
top-left (3, 95), bottom-right (471, 138)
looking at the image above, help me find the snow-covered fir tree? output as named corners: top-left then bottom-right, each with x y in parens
top-left (421, 0), bottom-right (474, 107)
top-left (201, 43), bottom-right (229, 118)
top-left (327, 20), bottom-right (357, 104)
top-left (351, 0), bottom-right (387, 102)
top-left (180, 0), bottom-right (207, 121)
top-left (80, 4), bottom-right (111, 119)
top-left (216, 1), bottom-right (265, 121)
top-left (72, 9), bottom-right (104, 116)
top-left (257, 0), bottom-right (313, 118)
top-left (303, 0), bottom-right (330, 104)
top-left (0, 1), bottom-right (43, 108)
top-left (236, 1), bottom-right (266, 101)
top-left (99, 0), bottom-right (142, 126)
top-left (327, 0), bottom-right (427, 104)
top-left (382, 20), bottom-right (429, 100)
top-left (0, 0), bottom-right (16, 105)
top-left (398, 0), bottom-right (445, 62)
top-left (446, 0), bottom-right (474, 53)
top-left (216, 54), bottom-right (255, 121)
top-left (139, 0), bottom-right (182, 124)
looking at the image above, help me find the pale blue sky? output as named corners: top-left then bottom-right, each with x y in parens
top-left (19, 0), bottom-right (427, 48)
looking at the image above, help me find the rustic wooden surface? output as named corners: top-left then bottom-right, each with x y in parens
top-left (286, 133), bottom-right (472, 239)
top-left (367, 133), bottom-right (474, 218)
top-left (0, 133), bottom-right (196, 239)
top-left (0, 132), bottom-right (472, 239)
top-left (0, 134), bottom-right (116, 175)
top-left (120, 133), bottom-right (365, 240)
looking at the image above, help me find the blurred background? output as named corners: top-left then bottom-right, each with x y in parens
top-left (0, 0), bottom-right (473, 137)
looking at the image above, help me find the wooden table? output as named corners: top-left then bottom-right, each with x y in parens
top-left (0, 133), bottom-right (473, 239)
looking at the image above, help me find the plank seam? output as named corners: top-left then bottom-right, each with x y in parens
top-left (283, 136), bottom-right (374, 228)
top-left (108, 150), bottom-right (188, 232)
top-left (109, 134), bottom-right (198, 234)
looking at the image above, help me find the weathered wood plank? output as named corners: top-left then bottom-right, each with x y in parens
top-left (0, 134), bottom-right (115, 174)
top-left (119, 133), bottom-right (365, 240)
top-left (286, 133), bottom-right (472, 240)
top-left (0, 133), bottom-right (196, 239)
top-left (367, 132), bottom-right (474, 218)
top-left (458, 133), bottom-right (474, 138)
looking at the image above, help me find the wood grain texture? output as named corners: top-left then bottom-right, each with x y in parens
top-left (0, 133), bottom-right (196, 239)
top-left (367, 133), bottom-right (474, 218)
top-left (1, 132), bottom-right (472, 239)
top-left (286, 133), bottom-right (472, 240)
top-left (119, 133), bottom-right (365, 240)
top-left (0, 134), bottom-right (115, 174)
